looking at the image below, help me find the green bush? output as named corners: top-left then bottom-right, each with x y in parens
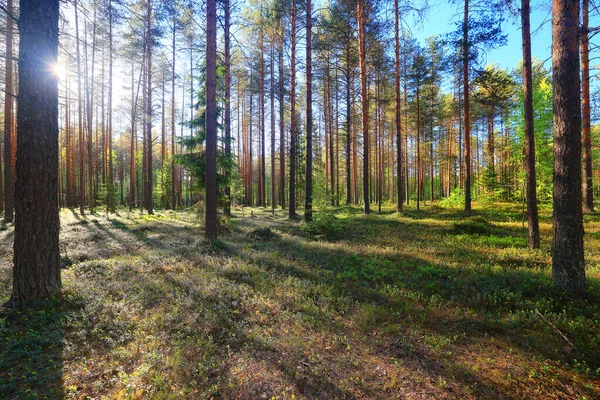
top-left (302, 213), bottom-right (345, 241)
top-left (452, 216), bottom-right (492, 235)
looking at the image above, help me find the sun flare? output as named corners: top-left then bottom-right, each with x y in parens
top-left (53, 62), bottom-right (67, 80)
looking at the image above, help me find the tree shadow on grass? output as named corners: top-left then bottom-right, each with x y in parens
top-left (217, 224), bottom-right (600, 394)
top-left (0, 297), bottom-right (77, 398)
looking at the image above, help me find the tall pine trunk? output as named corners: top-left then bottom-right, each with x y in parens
top-left (205, 0), bottom-right (218, 240)
top-left (551, 0), bottom-right (586, 295)
top-left (581, 0), bottom-right (593, 212)
top-left (463, 0), bottom-right (471, 212)
top-left (521, 0), bottom-right (540, 249)
top-left (10, 0), bottom-right (61, 306)
top-left (289, 0), bottom-right (297, 219)
top-left (357, 0), bottom-right (370, 213)
top-left (305, 0), bottom-right (313, 221)
top-left (3, 0), bottom-right (14, 221)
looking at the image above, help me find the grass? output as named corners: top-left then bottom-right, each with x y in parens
top-left (0, 202), bottom-right (599, 399)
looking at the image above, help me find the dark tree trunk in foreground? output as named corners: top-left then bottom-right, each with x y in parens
top-left (581, 0), bottom-right (593, 212)
top-left (10, 0), bottom-right (61, 306)
top-left (551, 0), bottom-right (586, 296)
top-left (3, 0), bottom-right (14, 222)
top-left (205, 0), bottom-right (218, 241)
top-left (521, 0), bottom-right (540, 249)
top-left (305, 0), bottom-right (313, 221)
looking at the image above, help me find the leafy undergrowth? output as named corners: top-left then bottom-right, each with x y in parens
top-left (0, 203), bottom-right (599, 399)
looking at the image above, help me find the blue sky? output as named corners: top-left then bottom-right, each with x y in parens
top-left (409, 0), bottom-right (554, 72)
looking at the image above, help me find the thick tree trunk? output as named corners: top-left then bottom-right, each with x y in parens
top-left (305, 0), bottom-right (313, 221)
top-left (522, 0), bottom-right (540, 249)
top-left (552, 0), bottom-right (586, 295)
top-left (10, 0), bottom-right (61, 306)
top-left (205, 0), bottom-right (218, 241)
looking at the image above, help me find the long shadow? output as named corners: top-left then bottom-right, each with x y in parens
top-left (0, 298), bottom-right (74, 398)
top-left (218, 224), bottom-right (600, 387)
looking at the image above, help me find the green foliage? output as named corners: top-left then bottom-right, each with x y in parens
top-left (176, 65), bottom-right (238, 209)
top-left (452, 216), bottom-right (492, 235)
top-left (156, 162), bottom-right (173, 209)
top-left (511, 60), bottom-right (553, 202)
top-left (301, 212), bottom-right (345, 241)
top-left (439, 188), bottom-right (465, 207)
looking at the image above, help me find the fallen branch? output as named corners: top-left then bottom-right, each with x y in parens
top-left (535, 309), bottom-right (577, 350)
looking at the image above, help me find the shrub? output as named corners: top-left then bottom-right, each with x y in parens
top-left (302, 213), bottom-right (345, 241)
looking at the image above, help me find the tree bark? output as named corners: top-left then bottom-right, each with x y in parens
top-left (224, 0), bottom-right (232, 216)
top-left (75, 1), bottom-right (85, 215)
top-left (463, 0), bottom-right (471, 212)
top-left (522, 0), bottom-right (540, 249)
top-left (394, 0), bottom-right (403, 212)
top-left (3, 0), bottom-right (14, 221)
top-left (581, 0), bottom-right (593, 212)
top-left (289, 0), bottom-right (297, 219)
top-left (10, 0), bottom-right (61, 306)
top-left (357, 0), bottom-right (370, 213)
top-left (552, 0), bottom-right (586, 295)
top-left (305, 0), bottom-right (313, 221)
top-left (145, 0), bottom-right (153, 214)
top-left (205, 0), bottom-right (218, 240)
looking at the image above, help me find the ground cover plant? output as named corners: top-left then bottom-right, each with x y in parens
top-left (1, 203), bottom-right (599, 399)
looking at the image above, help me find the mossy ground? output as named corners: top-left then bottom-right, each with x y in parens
top-left (1, 203), bottom-right (599, 399)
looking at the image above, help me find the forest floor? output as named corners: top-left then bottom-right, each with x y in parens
top-left (1, 203), bottom-right (599, 399)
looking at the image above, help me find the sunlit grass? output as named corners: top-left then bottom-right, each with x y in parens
top-left (0, 202), bottom-right (598, 398)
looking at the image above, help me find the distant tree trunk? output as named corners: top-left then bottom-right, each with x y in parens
top-left (205, 0), bottom-right (218, 241)
top-left (259, 25), bottom-right (266, 207)
top-left (278, 33), bottom-right (285, 209)
top-left (581, 0), bottom-right (593, 212)
top-left (171, 15), bottom-right (177, 210)
top-left (3, 0), bottom-right (14, 221)
top-left (130, 62), bottom-right (136, 211)
top-left (394, 0), bottom-right (403, 212)
top-left (270, 36), bottom-right (276, 212)
top-left (416, 83), bottom-right (421, 210)
top-left (487, 107), bottom-right (494, 170)
top-left (357, 0), bottom-right (369, 213)
top-left (86, 14), bottom-right (97, 212)
top-left (75, 1), bottom-right (85, 215)
top-left (521, 0), bottom-right (540, 249)
top-left (108, 0), bottom-right (114, 212)
top-left (145, 0), bottom-right (153, 214)
top-left (10, 0), bottom-right (61, 306)
top-left (463, 0), bottom-right (472, 212)
top-left (289, 0), bottom-right (297, 219)
top-left (224, 0), bottom-right (232, 216)
top-left (345, 57), bottom-right (352, 205)
top-left (305, 0), bottom-right (313, 221)
top-left (552, 0), bottom-right (586, 295)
